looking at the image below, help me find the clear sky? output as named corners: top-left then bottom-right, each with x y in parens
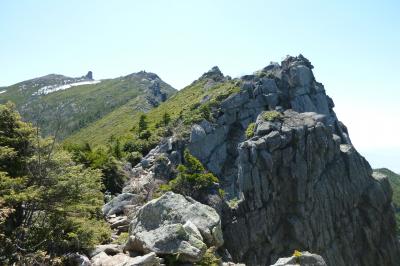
top-left (1, 0), bottom-right (399, 172)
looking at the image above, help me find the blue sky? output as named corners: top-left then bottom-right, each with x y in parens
top-left (1, 0), bottom-right (399, 171)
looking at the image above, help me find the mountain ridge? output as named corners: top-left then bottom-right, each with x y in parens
top-left (1, 55), bottom-right (399, 265)
top-left (0, 71), bottom-right (176, 139)
top-left (101, 54), bottom-right (400, 265)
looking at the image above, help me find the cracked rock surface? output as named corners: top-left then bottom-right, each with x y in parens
top-left (104, 55), bottom-right (400, 266)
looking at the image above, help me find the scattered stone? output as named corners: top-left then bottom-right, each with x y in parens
top-left (103, 193), bottom-right (141, 217)
top-left (91, 251), bottom-right (160, 266)
top-left (65, 253), bottom-right (91, 266)
top-left (89, 244), bottom-right (123, 258)
top-left (271, 251), bottom-right (326, 266)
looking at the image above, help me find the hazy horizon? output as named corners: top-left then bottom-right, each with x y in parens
top-left (1, 0), bottom-right (399, 172)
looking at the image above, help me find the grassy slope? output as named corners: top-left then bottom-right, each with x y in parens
top-left (65, 78), bottom-right (240, 147)
top-left (0, 74), bottom-right (175, 139)
top-left (374, 168), bottom-right (400, 232)
top-left (0, 74), bottom-right (77, 105)
top-left (64, 96), bottom-right (149, 146)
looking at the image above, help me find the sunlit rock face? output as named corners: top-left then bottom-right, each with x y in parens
top-left (118, 55), bottom-right (400, 266)
top-left (186, 55), bottom-right (400, 265)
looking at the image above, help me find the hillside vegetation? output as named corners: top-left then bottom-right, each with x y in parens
top-left (65, 67), bottom-right (240, 147)
top-left (0, 103), bottom-right (110, 264)
top-left (0, 72), bottom-right (175, 139)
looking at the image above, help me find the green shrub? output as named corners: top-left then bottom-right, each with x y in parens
top-left (139, 129), bottom-right (152, 140)
top-left (0, 103), bottom-right (111, 260)
top-left (112, 232), bottom-right (129, 245)
top-left (168, 150), bottom-right (218, 200)
top-left (199, 104), bottom-right (211, 120)
top-left (161, 112), bottom-right (171, 126)
top-left (126, 151), bottom-right (142, 166)
top-left (190, 102), bottom-right (201, 110)
top-left (153, 183), bottom-right (173, 198)
top-left (262, 110), bottom-right (282, 121)
top-left (245, 122), bottom-right (256, 138)
top-left (195, 247), bottom-right (220, 266)
top-left (138, 114), bottom-right (148, 132)
top-left (122, 137), bottom-right (160, 157)
top-left (65, 143), bottom-right (126, 194)
top-left (227, 197), bottom-right (240, 209)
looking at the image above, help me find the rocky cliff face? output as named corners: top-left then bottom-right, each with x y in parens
top-left (110, 55), bottom-right (400, 265)
top-left (224, 110), bottom-right (399, 265)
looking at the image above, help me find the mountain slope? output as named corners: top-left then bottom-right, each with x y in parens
top-left (64, 66), bottom-right (239, 146)
top-left (0, 71), bottom-right (176, 139)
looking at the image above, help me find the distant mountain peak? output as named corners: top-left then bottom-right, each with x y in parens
top-left (85, 71), bottom-right (93, 80)
top-left (200, 66), bottom-right (224, 81)
top-left (126, 71), bottom-right (160, 81)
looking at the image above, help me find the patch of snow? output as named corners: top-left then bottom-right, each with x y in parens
top-left (0, 90), bottom-right (6, 94)
top-left (33, 80), bottom-right (101, 95)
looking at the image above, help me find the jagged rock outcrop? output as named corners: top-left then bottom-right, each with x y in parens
top-left (185, 55), bottom-right (400, 265)
top-left (184, 55), bottom-right (400, 265)
top-left (222, 109), bottom-right (400, 265)
top-left (108, 55), bottom-right (400, 265)
top-left (85, 71), bottom-right (93, 80)
top-left (125, 192), bottom-right (223, 262)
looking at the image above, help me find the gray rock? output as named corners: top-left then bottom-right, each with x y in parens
top-left (255, 122), bottom-right (275, 136)
top-left (127, 223), bottom-right (206, 262)
top-left (189, 126), bottom-right (227, 163)
top-left (85, 71), bottom-right (93, 80)
top-left (254, 78), bottom-right (278, 96)
top-left (201, 66), bottom-right (224, 82)
top-left (89, 244), bottom-right (123, 258)
top-left (224, 109), bottom-right (400, 265)
top-left (126, 192), bottom-right (223, 262)
top-left (109, 216), bottom-right (129, 229)
top-left (65, 253), bottom-right (91, 266)
top-left (220, 91), bottom-right (249, 110)
top-left (271, 251), bottom-right (326, 266)
top-left (125, 252), bottom-right (160, 266)
top-left (91, 251), bottom-right (160, 266)
top-left (103, 193), bottom-right (141, 217)
top-left (199, 119), bottom-right (213, 133)
top-left (91, 251), bottom-right (109, 266)
top-left (117, 54), bottom-right (400, 266)
top-left (190, 124), bottom-right (206, 143)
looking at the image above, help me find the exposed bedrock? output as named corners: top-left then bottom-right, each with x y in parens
top-left (223, 111), bottom-right (399, 265)
top-left (118, 55), bottom-right (400, 265)
top-left (185, 55), bottom-right (400, 265)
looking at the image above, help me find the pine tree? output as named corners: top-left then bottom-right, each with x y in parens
top-left (0, 102), bottom-right (110, 263)
top-left (162, 112), bottom-right (171, 126)
top-left (138, 114), bottom-right (148, 132)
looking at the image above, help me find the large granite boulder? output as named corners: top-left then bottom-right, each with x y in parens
top-left (125, 192), bottom-right (223, 262)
